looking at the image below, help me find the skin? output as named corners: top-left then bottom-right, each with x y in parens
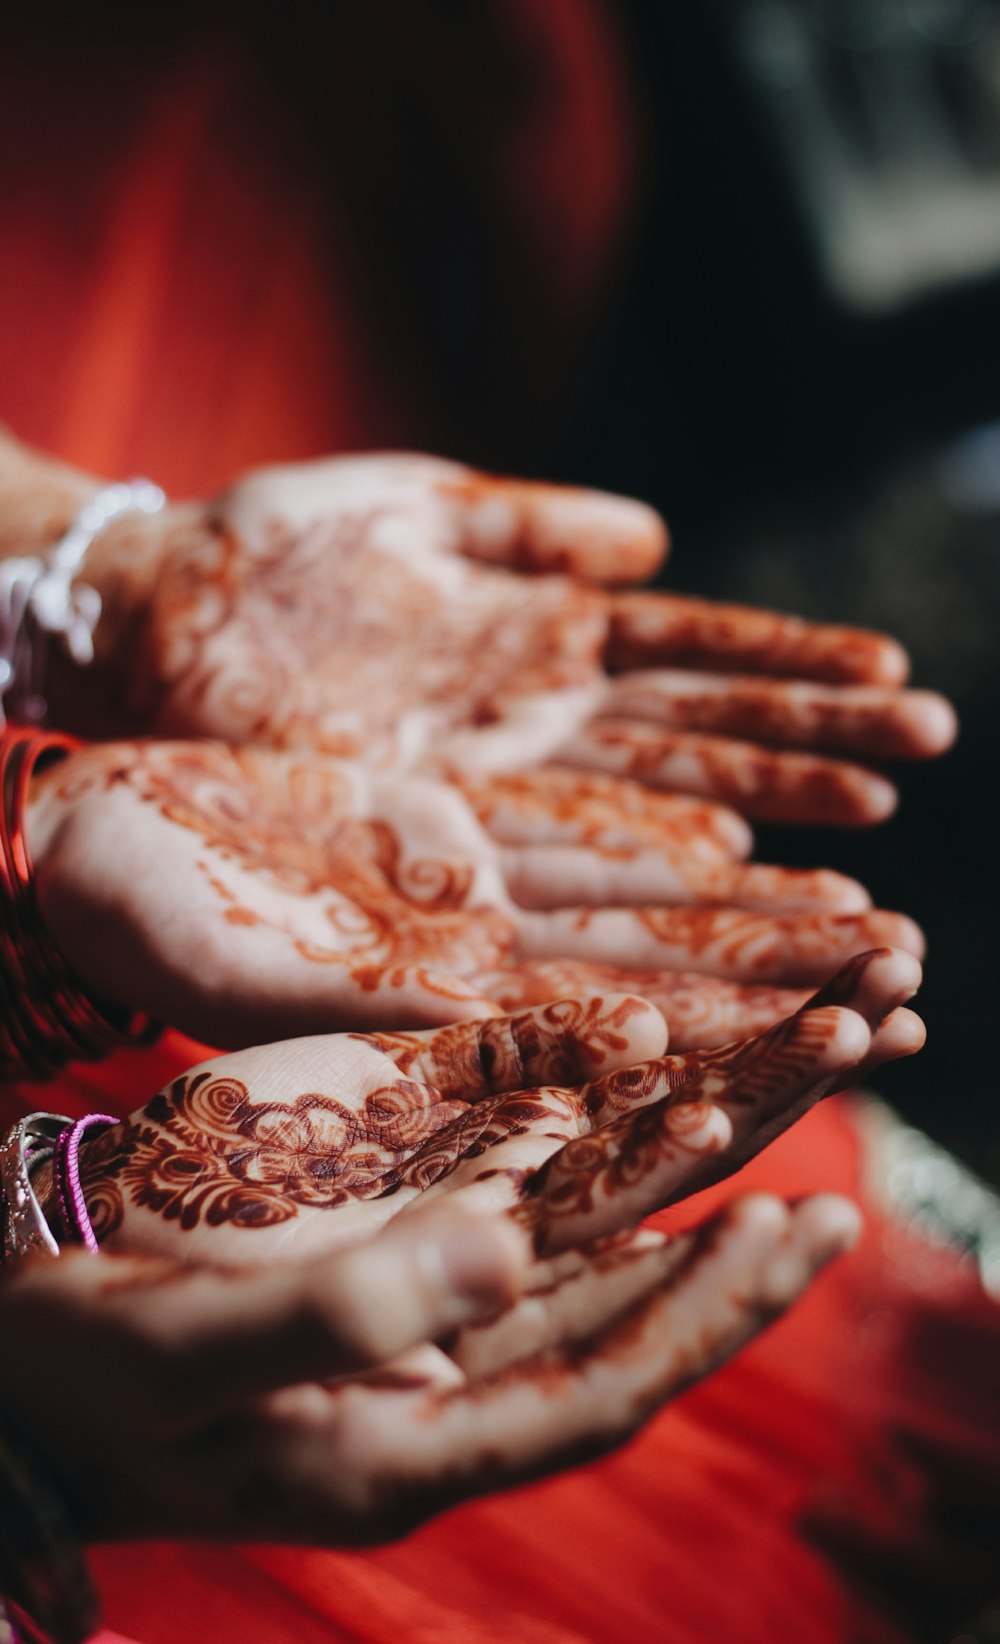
top-left (8, 964), bottom-right (912, 1544)
top-left (64, 956), bottom-right (923, 1267)
top-left (26, 740), bottom-right (923, 1048)
top-left (1, 438), bottom-right (955, 825)
top-left (0, 1191), bottom-right (861, 1546)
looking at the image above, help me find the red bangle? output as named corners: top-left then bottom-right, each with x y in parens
top-left (0, 724), bottom-right (156, 1079)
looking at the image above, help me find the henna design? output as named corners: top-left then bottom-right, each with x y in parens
top-left (515, 1002), bottom-right (853, 1249)
top-left (473, 960), bottom-right (809, 1050)
top-left (78, 1063), bottom-right (574, 1238)
top-left (124, 511), bottom-right (607, 758)
top-left (519, 903), bottom-right (920, 985)
top-left (79, 1069), bottom-right (467, 1237)
top-left (453, 767), bottom-right (749, 863)
top-left (554, 717), bottom-right (897, 826)
top-left (44, 740), bottom-right (516, 977)
top-left (360, 994), bottom-right (658, 1094)
top-left (603, 671), bottom-right (953, 760)
top-left (605, 592), bottom-right (909, 684)
top-left (517, 1098), bottom-right (724, 1250)
top-left (579, 1004), bottom-right (845, 1123)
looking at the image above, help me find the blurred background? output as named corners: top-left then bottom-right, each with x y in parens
top-left (567, 1), bottom-right (1000, 1184)
top-left (4, 0), bottom-right (999, 1180)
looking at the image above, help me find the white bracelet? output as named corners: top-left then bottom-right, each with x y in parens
top-left (0, 477), bottom-right (166, 725)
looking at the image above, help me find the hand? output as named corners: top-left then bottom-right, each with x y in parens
top-left (0, 1191), bottom-right (859, 1546)
top-left (72, 949), bottom-right (922, 1269)
top-left (42, 450), bottom-right (955, 824)
top-left (27, 740), bottom-right (922, 1046)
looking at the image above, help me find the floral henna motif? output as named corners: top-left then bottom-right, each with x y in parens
top-left (474, 960), bottom-right (808, 1051)
top-left (518, 1099), bottom-right (724, 1251)
top-left (360, 995), bottom-right (660, 1094)
top-left (453, 768), bottom-right (749, 863)
top-left (554, 717), bottom-right (897, 827)
top-left (80, 1070), bottom-right (466, 1238)
top-left (79, 1067), bottom-right (576, 1238)
top-left (43, 740), bottom-right (516, 976)
top-left (127, 511), bottom-right (606, 758)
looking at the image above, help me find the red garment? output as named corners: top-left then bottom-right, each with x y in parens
top-left (1, 6), bottom-right (997, 1640)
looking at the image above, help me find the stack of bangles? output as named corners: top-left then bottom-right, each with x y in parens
top-left (0, 478), bottom-right (167, 1639)
top-left (0, 1113), bottom-right (115, 1644)
top-left (0, 724), bottom-right (157, 1081)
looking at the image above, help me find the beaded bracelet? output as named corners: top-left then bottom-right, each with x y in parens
top-left (0, 725), bottom-right (156, 1080)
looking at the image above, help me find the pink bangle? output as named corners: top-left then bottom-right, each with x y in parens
top-left (50, 1114), bottom-right (118, 1254)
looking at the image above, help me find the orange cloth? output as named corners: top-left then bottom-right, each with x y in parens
top-left (1, 6), bottom-right (998, 1639)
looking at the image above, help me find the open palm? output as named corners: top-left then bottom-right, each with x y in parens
top-left (76, 949), bottom-right (923, 1269)
top-left (27, 740), bottom-right (923, 1049)
top-left (54, 450), bottom-right (956, 824)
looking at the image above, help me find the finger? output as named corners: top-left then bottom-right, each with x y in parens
top-left (452, 1228), bottom-right (686, 1378)
top-left (474, 959), bottom-right (811, 1050)
top-left (603, 671), bottom-right (957, 760)
top-left (800, 945), bottom-right (924, 1029)
top-left (500, 842), bottom-right (871, 913)
top-left (606, 592), bottom-right (910, 684)
top-left (50, 1209), bottom-right (532, 1426)
top-left (515, 905), bottom-right (924, 985)
top-left (829, 1005), bottom-right (925, 1092)
top-left (453, 768), bottom-right (753, 862)
top-left (360, 994), bottom-right (668, 1099)
top-left (440, 470), bottom-right (668, 583)
top-left (556, 719), bottom-right (900, 826)
top-left (521, 1006), bottom-right (869, 1249)
top-left (313, 1195), bottom-right (859, 1539)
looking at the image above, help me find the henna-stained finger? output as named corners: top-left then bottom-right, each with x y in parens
top-left (603, 671), bottom-right (957, 760)
top-left (359, 994), bottom-right (668, 1100)
top-left (555, 718), bottom-right (901, 826)
top-left (451, 1228), bottom-right (686, 1378)
top-left (515, 904), bottom-right (924, 985)
top-left (800, 945), bottom-right (923, 1026)
top-left (499, 843), bottom-right (871, 914)
top-left (266, 1195), bottom-right (859, 1544)
top-left (520, 1006), bottom-right (870, 1250)
top-left (453, 768), bottom-right (753, 862)
top-left (605, 591), bottom-right (911, 684)
top-left (440, 469), bottom-right (668, 584)
top-left (828, 1005), bottom-right (925, 1093)
top-left (474, 959), bottom-right (811, 1051)
top-left (48, 1208), bottom-right (532, 1429)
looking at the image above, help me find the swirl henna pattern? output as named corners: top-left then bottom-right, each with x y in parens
top-left (73, 954), bottom-right (923, 1266)
top-left (34, 446), bottom-right (954, 822)
top-left (27, 739), bottom-right (922, 1048)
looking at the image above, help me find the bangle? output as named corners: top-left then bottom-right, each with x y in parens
top-left (0, 1114), bottom-right (64, 1263)
top-left (0, 477), bottom-right (165, 727)
top-left (0, 1415), bottom-right (99, 1644)
top-left (0, 726), bottom-right (157, 1079)
top-left (49, 1116), bottom-right (118, 1255)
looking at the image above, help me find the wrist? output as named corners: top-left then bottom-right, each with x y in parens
top-left (0, 431), bottom-right (101, 558)
top-left (0, 727), bottom-right (156, 1079)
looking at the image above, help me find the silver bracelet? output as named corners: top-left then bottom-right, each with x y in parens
top-left (0, 477), bottom-right (166, 726)
top-left (0, 1113), bottom-right (69, 1264)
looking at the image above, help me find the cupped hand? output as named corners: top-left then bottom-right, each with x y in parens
top-left (72, 949), bottom-right (923, 1270)
top-left (0, 1189), bottom-right (859, 1547)
top-left (55, 451), bottom-right (955, 823)
top-left (27, 741), bottom-right (922, 1047)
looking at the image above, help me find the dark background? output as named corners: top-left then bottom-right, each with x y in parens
top-left (559, 3), bottom-right (1000, 1180)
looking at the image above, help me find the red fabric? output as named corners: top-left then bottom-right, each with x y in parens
top-left (1, 5), bottom-right (998, 1640)
top-left (4, 1041), bottom-right (998, 1644)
